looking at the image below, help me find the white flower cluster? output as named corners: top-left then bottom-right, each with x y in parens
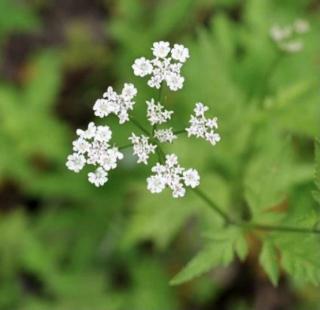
top-left (132, 41), bottom-right (189, 91)
top-left (186, 103), bottom-right (220, 146)
top-left (129, 133), bottom-right (157, 164)
top-left (93, 83), bottom-right (137, 124)
top-left (270, 19), bottom-right (310, 53)
top-left (146, 98), bottom-right (173, 125)
top-left (147, 154), bottom-right (200, 198)
top-left (66, 122), bottom-right (123, 186)
top-left (154, 128), bottom-right (176, 143)
top-left (67, 42), bottom-right (222, 196)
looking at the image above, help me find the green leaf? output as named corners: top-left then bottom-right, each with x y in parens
top-left (122, 184), bottom-right (198, 250)
top-left (259, 240), bottom-right (279, 286)
top-left (244, 134), bottom-right (293, 221)
top-left (170, 227), bottom-right (247, 285)
top-left (315, 139), bottom-right (320, 191)
top-left (24, 52), bottom-right (62, 111)
top-left (270, 81), bottom-right (320, 136)
top-left (275, 234), bottom-right (320, 285)
top-left (170, 241), bottom-right (233, 286)
top-left (235, 234), bottom-right (249, 261)
top-left (0, 0), bottom-right (39, 38)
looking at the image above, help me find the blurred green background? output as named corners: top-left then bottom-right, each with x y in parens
top-left (0, 0), bottom-right (320, 309)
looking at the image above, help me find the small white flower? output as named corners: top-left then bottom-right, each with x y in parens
top-left (76, 122), bottom-right (96, 139)
top-left (147, 175), bottom-right (166, 193)
top-left (129, 133), bottom-right (157, 164)
top-left (72, 138), bottom-right (90, 154)
top-left (122, 83), bottom-right (138, 100)
top-left (152, 41), bottom-right (170, 58)
top-left (93, 98), bottom-right (117, 117)
top-left (194, 102), bottom-right (208, 116)
top-left (270, 25), bottom-right (292, 42)
top-left (147, 154), bottom-right (199, 198)
top-left (172, 183), bottom-right (186, 198)
top-left (95, 126), bottom-right (112, 142)
top-left (66, 122), bottom-right (123, 187)
top-left (186, 102), bottom-right (221, 146)
top-left (88, 167), bottom-right (108, 187)
top-left (294, 19), bottom-right (310, 34)
top-left (166, 154), bottom-right (178, 167)
top-left (166, 72), bottom-right (184, 91)
top-left (154, 128), bottom-right (176, 143)
top-left (93, 83), bottom-right (137, 124)
top-left (146, 98), bottom-right (173, 125)
top-left (270, 20), bottom-right (310, 53)
top-left (171, 44), bottom-right (189, 63)
top-left (132, 41), bottom-right (189, 91)
top-left (183, 169), bottom-right (200, 188)
top-left (280, 40), bottom-right (303, 53)
top-left (66, 153), bottom-right (86, 173)
top-left (205, 131), bottom-right (221, 145)
top-left (132, 57), bottom-right (153, 77)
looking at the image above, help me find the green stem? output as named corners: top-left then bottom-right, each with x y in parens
top-left (152, 84), bottom-right (165, 136)
top-left (130, 117), bottom-right (150, 136)
top-left (119, 143), bottom-right (133, 150)
top-left (129, 105), bottom-right (320, 236)
top-left (157, 83), bottom-right (164, 103)
top-left (192, 187), bottom-right (234, 225)
top-left (249, 223), bottom-right (320, 235)
top-left (173, 129), bottom-right (187, 135)
top-left (190, 186), bottom-right (320, 235)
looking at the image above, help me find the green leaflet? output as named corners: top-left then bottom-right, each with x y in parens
top-left (260, 234), bottom-right (320, 286)
top-left (24, 52), bottom-right (62, 111)
top-left (244, 134), bottom-right (293, 222)
top-left (315, 139), bottom-right (320, 191)
top-left (276, 234), bottom-right (320, 285)
top-left (122, 189), bottom-right (197, 251)
top-left (312, 138), bottom-right (320, 211)
top-left (259, 240), bottom-right (279, 286)
top-left (0, 0), bottom-right (39, 38)
top-left (170, 227), bottom-right (248, 285)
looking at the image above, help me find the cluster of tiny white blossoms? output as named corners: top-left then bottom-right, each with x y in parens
top-left (66, 122), bottom-right (123, 186)
top-left (147, 154), bottom-right (200, 198)
top-left (132, 41), bottom-right (189, 91)
top-left (270, 19), bottom-right (310, 53)
top-left (146, 98), bottom-right (173, 125)
top-left (186, 103), bottom-right (221, 145)
top-left (66, 41), bottom-right (221, 198)
top-left (129, 133), bottom-right (157, 164)
top-left (154, 128), bottom-right (177, 143)
top-left (93, 83), bottom-right (137, 124)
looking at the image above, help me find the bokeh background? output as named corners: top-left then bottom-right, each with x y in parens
top-left (0, 0), bottom-right (320, 309)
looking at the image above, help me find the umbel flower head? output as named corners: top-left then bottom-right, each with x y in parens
top-left (146, 98), bottom-right (173, 125)
top-left (269, 19), bottom-right (310, 53)
top-left (93, 83), bottom-right (137, 124)
top-left (129, 133), bottom-right (157, 164)
top-left (66, 122), bottom-right (123, 187)
top-left (147, 154), bottom-right (200, 198)
top-left (66, 41), bottom-right (221, 198)
top-left (154, 128), bottom-right (177, 144)
top-left (186, 103), bottom-right (221, 145)
top-left (132, 41), bottom-right (189, 91)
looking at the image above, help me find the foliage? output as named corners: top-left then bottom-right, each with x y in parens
top-left (0, 0), bottom-right (320, 309)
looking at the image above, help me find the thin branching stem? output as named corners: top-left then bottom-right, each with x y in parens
top-left (127, 85), bottom-right (320, 236)
top-left (173, 129), bottom-right (187, 135)
top-left (119, 143), bottom-right (133, 150)
top-left (192, 187), bottom-right (234, 225)
top-left (130, 117), bottom-right (150, 136)
top-left (191, 187), bottom-right (320, 234)
top-left (249, 223), bottom-right (320, 235)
